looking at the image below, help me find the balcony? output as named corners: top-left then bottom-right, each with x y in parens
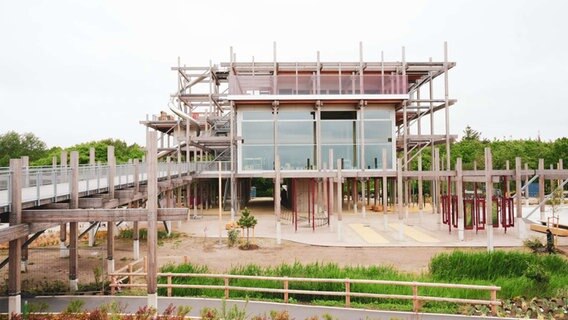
top-left (228, 74), bottom-right (408, 96)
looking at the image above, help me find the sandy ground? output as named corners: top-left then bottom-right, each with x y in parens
top-left (1, 235), bottom-right (454, 291)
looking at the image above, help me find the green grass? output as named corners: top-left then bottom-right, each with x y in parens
top-left (156, 250), bottom-right (568, 315)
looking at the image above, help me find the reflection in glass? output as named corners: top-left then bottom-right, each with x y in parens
top-left (242, 145), bottom-right (274, 170)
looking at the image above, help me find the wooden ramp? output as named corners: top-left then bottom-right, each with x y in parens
top-left (530, 224), bottom-right (568, 237)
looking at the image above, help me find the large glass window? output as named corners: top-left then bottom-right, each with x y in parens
top-left (277, 110), bottom-right (315, 170)
top-left (241, 109), bottom-right (275, 171)
top-left (362, 107), bottom-right (393, 169)
top-left (321, 111), bottom-right (359, 169)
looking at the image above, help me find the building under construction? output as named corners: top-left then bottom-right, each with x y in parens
top-left (3, 42), bottom-right (568, 316)
top-left (142, 42), bottom-right (457, 232)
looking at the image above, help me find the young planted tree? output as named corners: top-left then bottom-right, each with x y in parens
top-left (237, 207), bottom-right (257, 248)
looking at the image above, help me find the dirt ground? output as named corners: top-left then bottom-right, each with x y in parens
top-left (3, 231), bottom-right (559, 292)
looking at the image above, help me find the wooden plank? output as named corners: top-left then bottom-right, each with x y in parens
top-left (0, 225), bottom-right (29, 243)
top-left (530, 224), bottom-right (568, 237)
top-left (21, 208), bottom-right (188, 223)
top-left (78, 198), bottom-right (104, 208)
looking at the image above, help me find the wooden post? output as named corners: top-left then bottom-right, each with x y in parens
top-left (538, 159), bottom-right (545, 221)
top-left (412, 283), bottom-right (420, 312)
top-left (524, 163), bottom-right (529, 206)
top-left (397, 158), bottom-right (404, 240)
top-left (434, 148), bottom-right (441, 223)
top-left (59, 151), bottom-right (69, 258)
top-left (505, 160), bottom-right (510, 196)
top-left (336, 159), bottom-right (343, 241)
top-left (283, 277), bottom-right (289, 303)
top-left (345, 278), bottom-right (351, 308)
top-left (9, 159), bottom-right (22, 317)
top-left (167, 275), bottom-right (172, 297)
top-left (147, 130), bottom-right (158, 309)
top-left (515, 157), bottom-right (525, 239)
top-left (456, 158), bottom-right (464, 241)
top-left (382, 150), bottom-right (388, 230)
top-left (107, 146), bottom-right (115, 274)
top-left (133, 159), bottom-right (140, 260)
top-left (275, 156), bottom-right (282, 244)
top-left (490, 289), bottom-right (498, 315)
top-left (418, 155), bottom-right (424, 223)
top-left (224, 276), bottom-right (229, 299)
top-left (128, 263), bottom-right (133, 287)
top-left (218, 162), bottom-right (222, 244)
top-left (485, 148), bottom-right (494, 252)
top-left (89, 147), bottom-right (96, 165)
top-left (69, 152), bottom-right (79, 292)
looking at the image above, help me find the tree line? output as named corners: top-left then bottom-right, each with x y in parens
top-left (0, 131), bottom-right (144, 167)
top-left (1, 127), bottom-right (567, 170)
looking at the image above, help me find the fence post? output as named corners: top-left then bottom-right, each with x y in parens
top-left (224, 276), bottom-right (229, 299)
top-left (412, 283), bottom-right (420, 312)
top-left (167, 275), bottom-right (172, 297)
top-left (283, 277), bottom-right (289, 303)
top-left (110, 276), bottom-right (116, 295)
top-left (128, 263), bottom-right (133, 286)
top-left (143, 256), bottom-right (147, 273)
top-left (490, 289), bottom-right (497, 315)
top-left (345, 278), bottom-right (350, 308)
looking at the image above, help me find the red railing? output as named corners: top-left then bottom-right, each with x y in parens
top-left (228, 74), bottom-right (408, 95)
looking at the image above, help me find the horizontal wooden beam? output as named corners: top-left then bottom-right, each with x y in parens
top-left (0, 224), bottom-right (29, 243)
top-left (21, 208), bottom-right (188, 223)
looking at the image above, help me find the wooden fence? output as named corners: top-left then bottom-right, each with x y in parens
top-left (108, 271), bottom-right (501, 314)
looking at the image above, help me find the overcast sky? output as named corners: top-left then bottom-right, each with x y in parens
top-left (1, 0), bottom-right (567, 148)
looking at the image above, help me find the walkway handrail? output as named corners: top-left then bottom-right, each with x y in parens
top-left (108, 271), bottom-right (501, 314)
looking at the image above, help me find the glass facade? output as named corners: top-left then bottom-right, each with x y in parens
top-left (241, 110), bottom-right (274, 170)
top-left (239, 107), bottom-right (394, 171)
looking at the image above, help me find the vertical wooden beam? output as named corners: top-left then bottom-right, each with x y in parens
top-left (382, 150), bottom-right (388, 230)
top-left (524, 163), bottom-right (529, 206)
top-left (443, 41), bottom-right (451, 169)
top-left (538, 158), bottom-right (545, 221)
top-left (456, 158), bottom-right (464, 241)
top-left (485, 148), bottom-right (494, 252)
top-left (218, 162), bottom-right (223, 243)
top-left (418, 155), bottom-right (424, 222)
top-left (69, 151), bottom-right (79, 292)
top-left (397, 157), bottom-right (404, 240)
top-left (275, 156), bottom-right (282, 245)
top-left (9, 159), bottom-right (22, 317)
top-left (429, 57), bottom-right (436, 216)
top-left (434, 148), bottom-right (441, 223)
top-left (515, 157), bottom-right (525, 239)
top-left (146, 130), bottom-right (158, 309)
top-left (107, 146), bottom-right (115, 274)
top-left (336, 158), bottom-right (343, 241)
top-left (505, 160), bottom-right (511, 196)
top-left (59, 150), bottom-right (68, 258)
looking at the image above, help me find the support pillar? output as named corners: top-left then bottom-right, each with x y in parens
top-left (382, 150), bottom-right (388, 231)
top-left (275, 157), bottom-right (282, 245)
top-left (485, 148), bottom-right (494, 252)
top-left (146, 130), bottom-right (159, 309)
top-left (538, 159), bottom-right (545, 221)
top-left (69, 152), bottom-right (79, 292)
top-left (397, 158), bottom-right (404, 241)
top-left (9, 159), bottom-right (22, 318)
top-left (107, 146), bottom-right (115, 273)
top-left (336, 159), bottom-right (343, 241)
top-left (515, 157), bottom-right (526, 239)
top-left (418, 155), bottom-right (424, 223)
top-left (456, 158), bottom-right (464, 241)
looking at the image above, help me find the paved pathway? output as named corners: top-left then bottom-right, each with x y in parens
top-left (0, 296), bottom-right (514, 320)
